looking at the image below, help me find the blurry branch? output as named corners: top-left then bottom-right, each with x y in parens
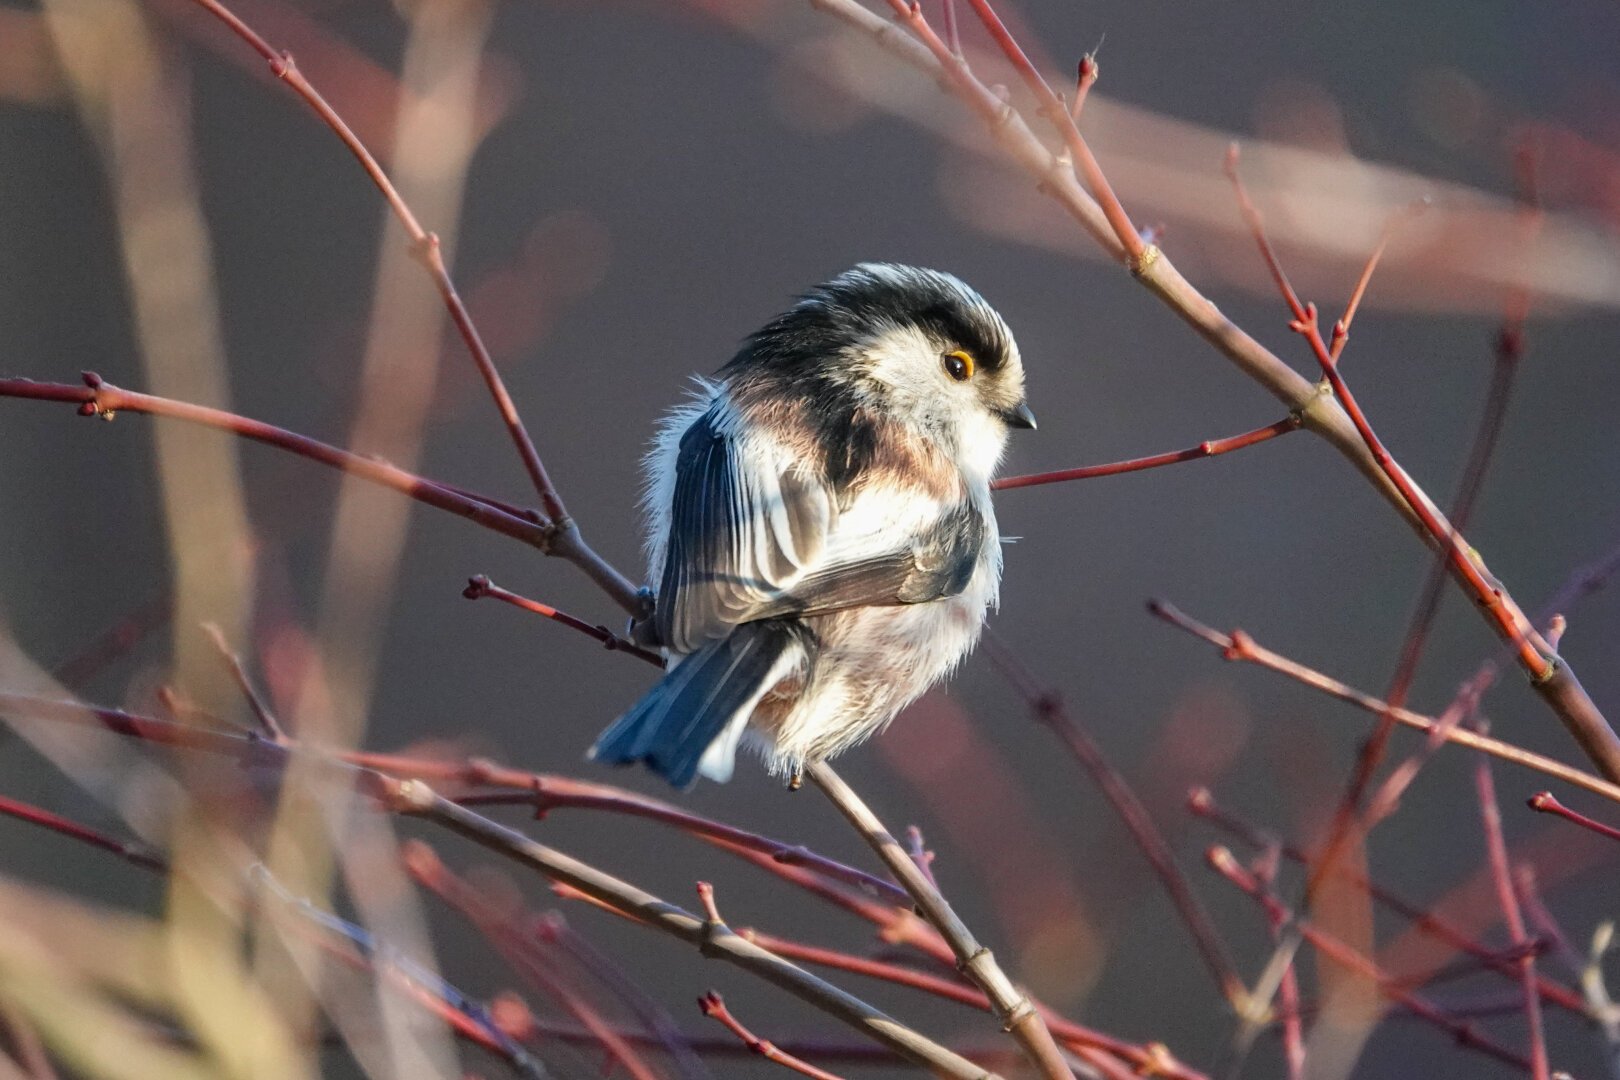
top-left (1581, 924), bottom-right (1620, 1080)
top-left (1247, 849), bottom-right (1306, 1080)
top-left (981, 634), bottom-right (1245, 1009)
top-left (1206, 848), bottom-right (1533, 1071)
top-left (0, 692), bottom-right (995, 1080)
top-left (49, 595), bottom-right (169, 688)
top-left (0, 792), bottom-right (543, 1077)
top-left (992, 415), bottom-right (1299, 491)
top-left (201, 623), bottom-right (285, 742)
top-left (401, 784), bottom-right (999, 1080)
top-left (533, 913), bottom-right (713, 1080)
top-left (806, 763), bottom-right (1078, 1080)
top-left (698, 991), bottom-right (846, 1080)
top-left (1149, 603), bottom-right (1620, 806)
top-left (404, 844), bottom-right (661, 1080)
top-left (1473, 742), bottom-right (1551, 1080)
top-left (1188, 788), bottom-right (1586, 1015)
top-left (805, 0), bottom-right (1620, 784)
top-left (181, 0), bottom-right (639, 614)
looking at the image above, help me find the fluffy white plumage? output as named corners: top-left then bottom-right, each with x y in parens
top-left (592, 264), bottom-right (1032, 787)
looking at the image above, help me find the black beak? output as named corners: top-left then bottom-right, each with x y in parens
top-left (1000, 402), bottom-right (1037, 430)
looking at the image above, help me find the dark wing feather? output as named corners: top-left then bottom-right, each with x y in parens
top-left (654, 405), bottom-right (987, 650)
top-left (655, 407), bottom-right (833, 652)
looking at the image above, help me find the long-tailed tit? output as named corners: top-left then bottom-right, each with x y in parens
top-left (592, 263), bottom-right (1034, 787)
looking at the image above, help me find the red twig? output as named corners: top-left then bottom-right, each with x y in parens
top-left (1474, 747), bottom-right (1551, 1080)
top-left (0, 689), bottom-right (921, 921)
top-left (810, 0), bottom-right (1617, 784)
top-left (1528, 792), bottom-right (1620, 845)
top-left (0, 794), bottom-right (167, 873)
top-left (1148, 604), bottom-right (1620, 806)
top-left (0, 375), bottom-right (552, 551)
top-left (982, 635), bottom-right (1245, 1009)
top-left (992, 415), bottom-right (1299, 490)
top-left (1323, 152), bottom-right (1539, 888)
top-left (157, 0), bottom-right (647, 614)
top-left (1207, 848), bottom-right (1532, 1071)
top-left (0, 695), bottom-right (985, 1077)
top-left (1329, 200), bottom-right (1428, 362)
top-left (1068, 53), bottom-right (1097, 124)
top-left (698, 992), bottom-right (847, 1080)
top-left (956, 0), bottom-right (1143, 260)
top-left (462, 575), bottom-right (665, 667)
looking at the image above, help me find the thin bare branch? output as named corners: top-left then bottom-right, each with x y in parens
top-left (1148, 605), bottom-right (1620, 805)
top-left (699, 992), bottom-right (847, 1080)
top-left (462, 576), bottom-right (664, 667)
top-left (0, 375), bottom-right (551, 550)
top-left (992, 416), bottom-right (1299, 490)
top-left (1528, 792), bottom-right (1620, 845)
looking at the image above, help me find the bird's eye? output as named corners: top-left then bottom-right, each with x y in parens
top-left (942, 350), bottom-right (976, 382)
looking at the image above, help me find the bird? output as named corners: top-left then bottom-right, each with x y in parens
top-left (591, 263), bottom-right (1034, 788)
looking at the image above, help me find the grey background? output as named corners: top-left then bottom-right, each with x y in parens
top-left (2, 0), bottom-right (1620, 1075)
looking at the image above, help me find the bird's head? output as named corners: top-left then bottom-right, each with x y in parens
top-left (729, 263), bottom-right (1034, 472)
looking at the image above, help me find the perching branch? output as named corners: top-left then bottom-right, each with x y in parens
top-left (806, 762), bottom-right (1078, 1080)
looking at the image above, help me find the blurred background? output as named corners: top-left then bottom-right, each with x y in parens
top-left (2, 0), bottom-right (1620, 1075)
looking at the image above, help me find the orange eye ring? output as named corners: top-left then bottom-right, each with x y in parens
top-left (942, 350), bottom-right (976, 382)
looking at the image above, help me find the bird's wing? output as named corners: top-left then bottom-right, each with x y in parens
top-left (654, 406), bottom-right (985, 653)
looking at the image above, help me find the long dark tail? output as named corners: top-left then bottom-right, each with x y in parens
top-left (591, 620), bottom-right (811, 788)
